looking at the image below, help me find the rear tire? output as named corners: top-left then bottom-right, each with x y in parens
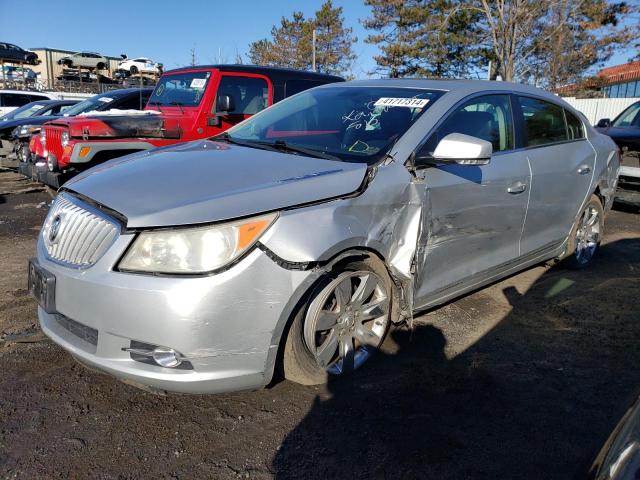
top-left (283, 259), bottom-right (392, 385)
top-left (563, 194), bottom-right (604, 269)
top-left (130, 65), bottom-right (139, 75)
top-left (96, 62), bottom-right (105, 71)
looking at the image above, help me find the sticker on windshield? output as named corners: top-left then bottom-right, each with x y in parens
top-left (190, 78), bottom-right (206, 89)
top-left (373, 97), bottom-right (429, 108)
top-left (98, 97), bottom-right (113, 103)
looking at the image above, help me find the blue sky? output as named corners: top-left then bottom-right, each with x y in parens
top-left (1, 0), bottom-right (637, 79)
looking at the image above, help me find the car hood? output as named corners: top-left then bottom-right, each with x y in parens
top-left (0, 115), bottom-right (59, 131)
top-left (64, 139), bottom-right (368, 228)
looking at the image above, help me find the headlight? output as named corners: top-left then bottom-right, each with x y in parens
top-left (39, 130), bottom-right (46, 145)
top-left (61, 131), bottom-right (69, 148)
top-left (14, 125), bottom-right (38, 137)
top-left (118, 213), bottom-right (277, 274)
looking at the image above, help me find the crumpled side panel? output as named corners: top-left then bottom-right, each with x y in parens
top-left (260, 161), bottom-right (425, 320)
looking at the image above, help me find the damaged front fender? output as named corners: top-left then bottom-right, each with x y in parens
top-left (260, 161), bottom-right (425, 321)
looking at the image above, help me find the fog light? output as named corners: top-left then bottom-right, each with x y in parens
top-left (152, 347), bottom-right (182, 368)
top-left (47, 156), bottom-right (58, 172)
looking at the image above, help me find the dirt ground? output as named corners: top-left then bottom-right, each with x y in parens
top-left (0, 168), bottom-right (639, 479)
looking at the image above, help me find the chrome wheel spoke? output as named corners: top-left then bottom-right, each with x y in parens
top-left (351, 273), bottom-right (377, 306)
top-left (585, 210), bottom-right (598, 227)
top-left (334, 278), bottom-right (352, 309)
top-left (315, 310), bottom-right (340, 330)
top-left (339, 336), bottom-right (355, 373)
top-left (358, 297), bottom-right (389, 321)
top-left (354, 324), bottom-right (382, 347)
top-left (316, 330), bottom-right (339, 368)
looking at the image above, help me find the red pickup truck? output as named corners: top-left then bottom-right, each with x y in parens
top-left (34, 65), bottom-right (344, 187)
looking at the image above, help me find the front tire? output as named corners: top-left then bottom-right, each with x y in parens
top-left (283, 259), bottom-right (392, 385)
top-left (130, 65), bottom-right (139, 75)
top-left (563, 194), bottom-right (604, 269)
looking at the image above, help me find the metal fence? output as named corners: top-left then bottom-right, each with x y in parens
top-left (562, 97), bottom-right (640, 124)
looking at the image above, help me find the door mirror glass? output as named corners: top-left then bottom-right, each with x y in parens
top-left (418, 133), bottom-right (492, 166)
top-left (596, 118), bottom-right (611, 128)
top-left (216, 94), bottom-right (235, 114)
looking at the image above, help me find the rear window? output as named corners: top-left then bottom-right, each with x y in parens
top-left (148, 71), bottom-right (211, 107)
top-left (517, 96), bottom-right (568, 147)
top-left (565, 110), bottom-right (584, 140)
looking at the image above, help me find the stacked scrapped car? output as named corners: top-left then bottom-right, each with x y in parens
top-left (34, 65), bottom-right (344, 187)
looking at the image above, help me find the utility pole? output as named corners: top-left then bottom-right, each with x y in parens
top-left (312, 29), bottom-right (316, 72)
top-left (191, 48), bottom-right (196, 66)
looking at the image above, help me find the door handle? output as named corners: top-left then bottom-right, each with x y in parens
top-left (578, 166), bottom-right (591, 175)
top-left (507, 182), bottom-right (527, 194)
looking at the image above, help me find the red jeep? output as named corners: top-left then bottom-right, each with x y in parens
top-left (36, 65), bottom-right (344, 187)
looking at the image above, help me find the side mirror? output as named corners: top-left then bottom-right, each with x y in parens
top-left (415, 133), bottom-right (492, 167)
top-left (596, 118), bottom-right (611, 128)
top-left (216, 95), bottom-right (235, 114)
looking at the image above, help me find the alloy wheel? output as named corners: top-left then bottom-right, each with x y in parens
top-left (303, 271), bottom-right (390, 375)
top-left (575, 205), bottom-right (600, 265)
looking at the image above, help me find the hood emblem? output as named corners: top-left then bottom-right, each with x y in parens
top-left (49, 215), bottom-right (62, 243)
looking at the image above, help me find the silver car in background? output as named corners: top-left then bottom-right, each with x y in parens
top-left (29, 80), bottom-right (620, 393)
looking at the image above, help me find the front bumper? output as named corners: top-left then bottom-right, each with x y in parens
top-left (36, 232), bottom-right (313, 394)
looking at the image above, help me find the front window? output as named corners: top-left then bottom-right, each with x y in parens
top-left (224, 86), bottom-right (444, 164)
top-left (148, 71), bottom-right (211, 107)
top-left (612, 102), bottom-right (640, 128)
top-left (217, 76), bottom-right (268, 115)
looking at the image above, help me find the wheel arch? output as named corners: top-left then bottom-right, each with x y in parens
top-left (262, 246), bottom-right (402, 386)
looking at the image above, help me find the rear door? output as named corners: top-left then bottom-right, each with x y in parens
top-left (414, 93), bottom-right (531, 305)
top-left (210, 73), bottom-right (272, 135)
top-left (515, 96), bottom-right (594, 255)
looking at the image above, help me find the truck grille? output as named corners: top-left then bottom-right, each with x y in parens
top-left (42, 193), bottom-right (119, 267)
top-left (43, 125), bottom-right (65, 161)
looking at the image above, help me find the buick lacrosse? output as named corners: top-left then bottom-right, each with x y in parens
top-left (30, 80), bottom-right (620, 393)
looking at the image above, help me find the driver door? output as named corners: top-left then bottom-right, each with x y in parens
top-left (209, 74), bottom-right (271, 136)
top-left (413, 94), bottom-right (530, 306)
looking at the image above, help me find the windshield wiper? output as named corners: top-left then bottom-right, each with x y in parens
top-left (214, 133), bottom-right (280, 152)
top-left (148, 100), bottom-right (163, 112)
top-left (169, 101), bottom-right (184, 114)
top-left (256, 140), bottom-right (340, 161)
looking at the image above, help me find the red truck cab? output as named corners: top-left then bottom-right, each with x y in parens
top-left (35, 65), bottom-right (344, 187)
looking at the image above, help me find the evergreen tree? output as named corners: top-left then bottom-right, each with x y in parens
top-left (248, 1), bottom-right (356, 77)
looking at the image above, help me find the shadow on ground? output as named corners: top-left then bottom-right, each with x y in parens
top-left (272, 238), bottom-right (640, 479)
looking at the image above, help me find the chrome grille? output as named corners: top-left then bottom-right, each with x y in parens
top-left (43, 193), bottom-right (119, 267)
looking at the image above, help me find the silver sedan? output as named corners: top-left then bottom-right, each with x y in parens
top-left (29, 79), bottom-right (620, 393)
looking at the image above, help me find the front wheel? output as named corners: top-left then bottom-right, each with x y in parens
top-left (564, 194), bottom-right (604, 269)
top-left (283, 260), bottom-right (392, 385)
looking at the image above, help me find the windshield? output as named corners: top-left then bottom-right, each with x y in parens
top-left (62, 93), bottom-right (118, 117)
top-left (148, 71), bottom-right (211, 107)
top-left (612, 102), bottom-right (640, 128)
top-left (0, 102), bottom-right (45, 121)
top-left (224, 86), bottom-right (443, 163)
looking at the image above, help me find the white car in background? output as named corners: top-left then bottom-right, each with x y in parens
top-left (117, 57), bottom-right (160, 75)
top-left (58, 52), bottom-right (109, 71)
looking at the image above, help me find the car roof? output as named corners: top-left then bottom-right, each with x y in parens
top-left (0, 89), bottom-right (53, 96)
top-left (163, 64), bottom-right (344, 82)
top-left (321, 78), bottom-right (564, 103)
top-left (101, 87), bottom-right (154, 97)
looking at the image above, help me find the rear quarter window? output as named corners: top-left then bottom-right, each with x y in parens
top-left (565, 110), bottom-right (585, 140)
top-left (517, 96), bottom-right (568, 147)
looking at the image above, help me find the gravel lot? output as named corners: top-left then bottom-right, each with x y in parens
top-left (0, 168), bottom-right (639, 479)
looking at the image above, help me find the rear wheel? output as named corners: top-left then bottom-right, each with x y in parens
top-left (283, 260), bottom-right (392, 385)
top-left (96, 62), bottom-right (105, 70)
top-left (130, 65), bottom-right (139, 75)
top-left (564, 194), bottom-right (604, 269)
